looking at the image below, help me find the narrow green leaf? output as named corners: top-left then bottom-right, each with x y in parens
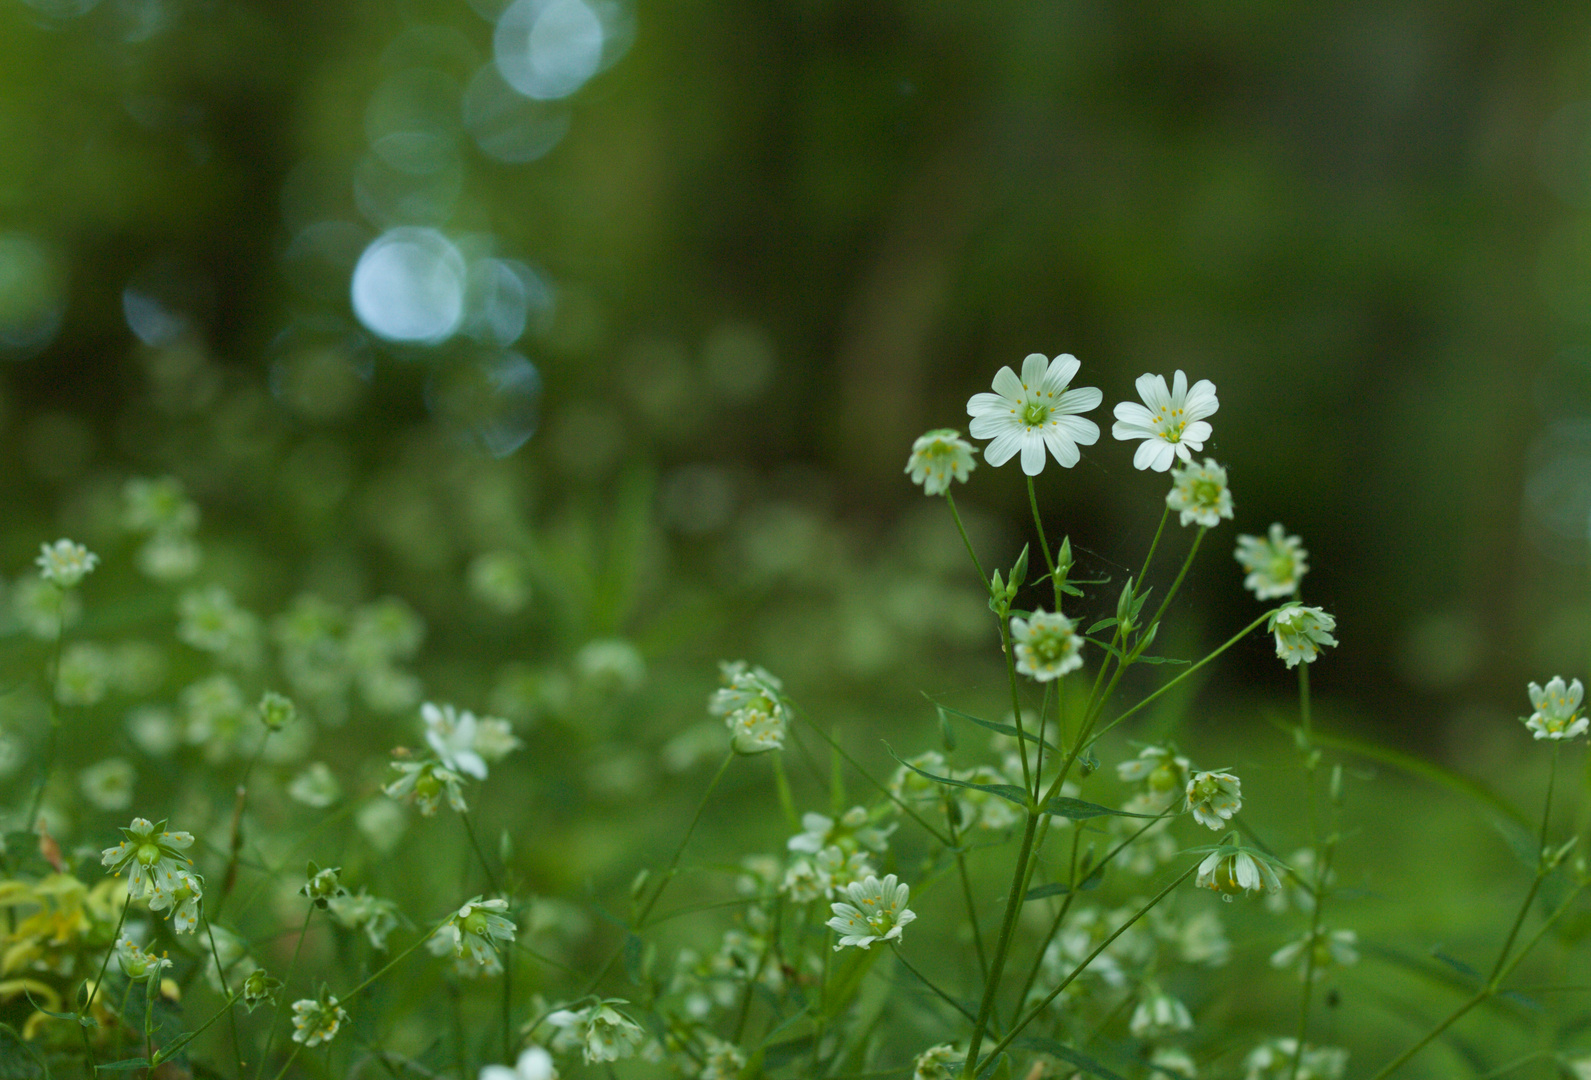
top-left (1024, 882), bottom-right (1070, 901)
top-left (1085, 618), bottom-right (1117, 635)
top-left (1014, 1037), bottom-right (1128, 1080)
top-left (925, 697), bottom-right (1058, 751)
top-left (1041, 797), bottom-right (1157, 821)
top-left (886, 747), bottom-right (1028, 808)
top-left (1131, 654), bottom-right (1189, 666)
top-left (95, 1060), bottom-right (154, 1072)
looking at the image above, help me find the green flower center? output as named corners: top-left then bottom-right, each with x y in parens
top-left (136, 843), bottom-right (163, 867)
top-left (1191, 479), bottom-right (1221, 505)
top-left (1031, 631), bottom-right (1070, 664)
top-left (462, 912), bottom-right (490, 937)
top-left (1021, 401), bottom-right (1051, 427)
top-left (415, 772), bottom-right (442, 799)
top-left (1267, 552), bottom-right (1294, 582)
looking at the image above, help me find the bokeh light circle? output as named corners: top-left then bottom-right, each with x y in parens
top-left (350, 228), bottom-right (468, 344)
top-left (425, 349), bottom-right (544, 457)
top-left (494, 0), bottom-right (605, 101)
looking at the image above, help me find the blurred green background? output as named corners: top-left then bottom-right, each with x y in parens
top-left (1, 0), bottom-right (1590, 1071)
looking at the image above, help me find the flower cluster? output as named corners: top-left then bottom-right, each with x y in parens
top-left (545, 1001), bottom-right (647, 1064)
top-left (290, 989), bottom-right (349, 1047)
top-left (708, 661), bottom-right (787, 755)
top-left (100, 817), bottom-right (201, 932)
top-left (1269, 604), bottom-right (1337, 668)
top-left (826, 874), bottom-right (917, 950)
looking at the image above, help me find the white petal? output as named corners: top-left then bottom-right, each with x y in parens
top-left (1042, 353), bottom-right (1081, 393)
top-left (1173, 443), bottom-right (1192, 465)
top-left (967, 391), bottom-right (1015, 417)
top-left (990, 366), bottom-right (1024, 401)
top-left (1150, 441), bottom-right (1178, 471)
top-left (1114, 419), bottom-right (1155, 441)
top-left (1182, 420), bottom-right (1212, 444)
top-left (984, 430), bottom-right (1022, 467)
top-left (969, 413), bottom-right (1018, 439)
top-left (1183, 380), bottom-right (1219, 418)
top-left (1170, 370), bottom-right (1188, 403)
top-left (1019, 353), bottom-right (1049, 389)
top-left (1054, 414), bottom-right (1099, 446)
top-left (1135, 373), bottom-right (1169, 410)
top-left (1114, 400), bottom-right (1156, 426)
top-left (1056, 385), bottom-right (1101, 414)
top-left (1042, 428), bottom-right (1080, 467)
top-left (1019, 434), bottom-right (1047, 475)
top-left (1132, 438), bottom-right (1161, 470)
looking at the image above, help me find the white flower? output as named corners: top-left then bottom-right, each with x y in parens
top-left (1186, 771), bottom-right (1242, 830)
top-left (966, 353), bottom-right (1102, 475)
top-left (423, 702), bottom-right (488, 779)
top-left (708, 661), bottom-right (784, 715)
top-left (147, 869), bottom-right (203, 934)
top-left (712, 661), bottom-right (787, 756)
top-left (545, 1002), bottom-right (646, 1064)
top-left (1129, 990), bottom-right (1193, 1038)
top-left (905, 429), bottom-right (977, 495)
top-left (1270, 927), bottom-right (1359, 980)
top-left (1235, 524), bottom-right (1308, 600)
top-left (115, 937), bottom-right (172, 982)
top-left (1166, 458), bottom-right (1233, 527)
top-left (1112, 370), bottom-right (1219, 472)
top-left (1010, 609), bottom-right (1083, 681)
top-left (384, 759), bottom-right (468, 816)
top-left (913, 1044), bottom-right (966, 1080)
top-left (787, 807), bottom-right (894, 855)
top-left (1525, 677), bottom-right (1587, 741)
top-left (436, 897), bottom-right (517, 969)
top-left (1195, 848), bottom-right (1281, 901)
top-left (1116, 745), bottom-right (1190, 795)
top-left (79, 759), bottom-right (136, 812)
top-left (1150, 1047), bottom-right (1199, 1079)
top-left (101, 817), bottom-right (194, 903)
top-left (700, 1037), bottom-right (747, 1080)
top-left (474, 716), bottom-right (524, 760)
top-left (827, 874), bottom-right (917, 949)
top-left (780, 858), bottom-right (832, 903)
top-left (36, 539), bottom-right (99, 588)
top-left (290, 992), bottom-right (348, 1047)
top-left (1244, 1038), bottom-right (1348, 1080)
top-left (1269, 605), bottom-right (1337, 668)
top-left (480, 1047), bottom-right (557, 1080)
top-left (328, 890), bottom-right (403, 950)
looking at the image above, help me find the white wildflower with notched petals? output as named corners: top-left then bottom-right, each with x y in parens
top-left (290, 991), bottom-right (348, 1047)
top-left (1269, 604), bottom-right (1337, 668)
top-left (966, 353), bottom-right (1102, 475)
top-left (913, 1044), bottom-right (966, 1080)
top-left (1524, 677), bottom-right (1587, 741)
top-left (384, 758), bottom-right (468, 816)
top-left (710, 661), bottom-right (788, 755)
top-left (147, 869), bottom-right (203, 933)
top-left (436, 896), bottom-right (517, 969)
top-left (546, 1001), bottom-right (647, 1064)
top-left (1270, 927), bottom-right (1359, 980)
top-left (827, 874), bottom-right (917, 950)
top-left (1166, 458), bottom-right (1233, 528)
top-left (423, 702), bottom-right (488, 780)
top-left (1186, 771), bottom-right (1242, 830)
top-left (1235, 523), bottom-right (1308, 600)
top-left (788, 806), bottom-right (894, 855)
top-left (1112, 370), bottom-right (1219, 472)
top-left (115, 937), bottom-right (172, 982)
top-left (905, 429), bottom-right (977, 495)
top-left (480, 1047), bottom-right (557, 1080)
top-left (36, 539), bottom-right (99, 588)
top-left (1011, 609), bottom-right (1083, 681)
top-left (101, 817), bottom-right (194, 903)
top-left (1196, 848), bottom-right (1282, 901)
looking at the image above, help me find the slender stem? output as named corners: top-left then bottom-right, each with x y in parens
top-left (1136, 507), bottom-right (1170, 593)
top-left (255, 905), bottom-right (315, 1080)
top-left (1025, 477), bottom-right (1058, 593)
top-left (215, 730), bottom-right (276, 918)
top-left (997, 614), bottom-right (1034, 797)
top-left (944, 492), bottom-right (988, 588)
top-left (794, 711), bottom-right (951, 846)
top-left (459, 809), bottom-right (510, 1063)
top-left (1141, 527), bottom-right (1205, 637)
top-left (946, 803), bottom-right (988, 982)
top-left (1287, 841), bottom-right (1336, 1080)
top-left (960, 811), bottom-right (1041, 1078)
top-left (984, 861), bottom-right (1201, 1063)
top-left (1298, 664), bottom-right (1312, 743)
top-left (202, 914), bottom-right (246, 1076)
top-left (151, 990), bottom-right (240, 1066)
top-left (1487, 746), bottom-right (1560, 986)
top-left (83, 894), bottom-right (132, 1023)
top-left (340, 916), bottom-right (452, 1003)
top-left (269, 1046), bottom-right (302, 1080)
top-left (459, 812), bottom-right (503, 895)
top-left (895, 949), bottom-right (987, 1028)
top-left (25, 597), bottom-right (68, 830)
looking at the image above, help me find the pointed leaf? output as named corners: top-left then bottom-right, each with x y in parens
top-left (1024, 882), bottom-right (1070, 902)
top-left (886, 747), bottom-right (1027, 807)
top-left (1041, 797), bottom-right (1158, 821)
top-left (95, 1060), bottom-right (153, 1072)
top-left (925, 697), bottom-right (1058, 751)
top-left (1014, 1037), bottom-right (1128, 1080)
top-left (1085, 618), bottom-right (1118, 635)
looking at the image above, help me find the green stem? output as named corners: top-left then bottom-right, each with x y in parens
top-left (255, 905), bottom-right (315, 1080)
top-left (997, 612), bottom-right (1034, 798)
top-left (1025, 476), bottom-right (1058, 598)
top-left (960, 811), bottom-right (1041, 1078)
top-left (793, 711), bottom-right (951, 846)
top-left (1287, 840), bottom-right (1336, 1080)
top-left (151, 990), bottom-right (240, 1066)
top-left (460, 809), bottom-right (510, 1063)
top-left (24, 598), bottom-right (68, 830)
top-left (984, 861), bottom-right (1201, 1063)
top-left (202, 914), bottom-right (246, 1077)
top-left (340, 915), bottom-right (452, 1003)
top-left (895, 949), bottom-right (987, 1029)
top-left (946, 804), bottom-right (988, 982)
top-left (1140, 527), bottom-right (1205, 637)
top-left (268, 1045), bottom-right (301, 1080)
top-left (82, 894), bottom-right (132, 1025)
top-left (944, 491), bottom-right (989, 588)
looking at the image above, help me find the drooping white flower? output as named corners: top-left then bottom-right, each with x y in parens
top-left (435, 896), bottom-right (517, 969)
top-left (1524, 677), bottom-right (1588, 741)
top-left (787, 807), bottom-right (894, 855)
top-left (1185, 771), bottom-right (1242, 830)
top-left (1129, 989), bottom-right (1194, 1038)
top-left (966, 353), bottom-right (1102, 475)
top-left (480, 1047), bottom-right (558, 1080)
top-left (290, 991), bottom-right (348, 1047)
top-left (1116, 745), bottom-right (1190, 795)
top-left (115, 937), bottom-right (172, 982)
top-left (423, 702), bottom-right (488, 779)
top-left (713, 667), bottom-right (786, 755)
top-left (147, 869), bottom-right (203, 934)
top-left (328, 890), bottom-right (404, 950)
top-left (1166, 458), bottom-right (1234, 528)
top-left (1234, 523), bottom-right (1309, 600)
top-left (1112, 370), bottom-right (1218, 472)
top-left (1244, 1038), bottom-right (1348, 1080)
top-left (384, 759), bottom-right (468, 816)
top-left (1149, 1047), bottom-right (1199, 1079)
top-left (827, 874), bottom-right (917, 950)
top-left (1268, 605), bottom-right (1337, 668)
top-left (905, 429), bottom-right (977, 495)
top-left (1010, 609), bottom-right (1083, 681)
top-left (1270, 927), bottom-right (1359, 980)
top-left (545, 1001), bottom-right (647, 1064)
top-left (913, 1044), bottom-right (966, 1080)
top-left (1195, 848), bottom-right (1282, 901)
top-left (36, 539), bottom-right (99, 588)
